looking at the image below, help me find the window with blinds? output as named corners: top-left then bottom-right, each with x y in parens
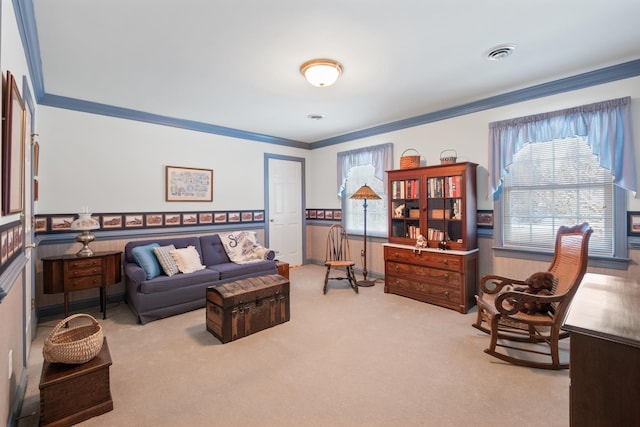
top-left (503, 136), bottom-right (613, 255)
top-left (343, 164), bottom-right (388, 237)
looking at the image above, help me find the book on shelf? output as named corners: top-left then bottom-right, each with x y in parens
top-left (407, 225), bottom-right (421, 239)
top-left (392, 181), bottom-right (405, 199)
top-left (428, 178), bottom-right (444, 198)
top-left (427, 227), bottom-right (445, 241)
top-left (445, 175), bottom-right (462, 198)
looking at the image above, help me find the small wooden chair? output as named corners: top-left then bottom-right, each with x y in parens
top-left (323, 224), bottom-right (358, 294)
top-left (472, 223), bottom-right (592, 369)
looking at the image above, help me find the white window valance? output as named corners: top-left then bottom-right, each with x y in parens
top-left (337, 143), bottom-right (393, 197)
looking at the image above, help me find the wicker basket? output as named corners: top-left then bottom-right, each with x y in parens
top-left (43, 313), bottom-right (104, 364)
top-left (400, 149), bottom-right (421, 169)
top-left (440, 149), bottom-right (457, 165)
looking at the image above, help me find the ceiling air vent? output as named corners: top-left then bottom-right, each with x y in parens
top-left (486, 44), bottom-right (517, 61)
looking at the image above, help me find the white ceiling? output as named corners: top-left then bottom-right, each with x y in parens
top-left (31, 0), bottom-right (640, 144)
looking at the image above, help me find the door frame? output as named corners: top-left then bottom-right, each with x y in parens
top-left (264, 153), bottom-right (306, 263)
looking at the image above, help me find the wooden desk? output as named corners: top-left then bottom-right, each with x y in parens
top-left (42, 251), bottom-right (122, 319)
top-left (562, 273), bottom-right (640, 426)
top-left (39, 337), bottom-right (113, 426)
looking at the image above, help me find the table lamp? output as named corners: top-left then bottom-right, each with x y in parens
top-left (70, 210), bottom-right (100, 257)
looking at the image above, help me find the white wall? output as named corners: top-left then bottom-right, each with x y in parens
top-left (36, 75), bottom-right (640, 215)
top-left (308, 76), bottom-right (640, 211)
top-left (35, 106), bottom-right (311, 214)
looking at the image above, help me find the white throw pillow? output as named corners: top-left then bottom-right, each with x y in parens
top-left (169, 246), bottom-right (205, 274)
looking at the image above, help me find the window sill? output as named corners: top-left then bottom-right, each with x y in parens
top-left (492, 246), bottom-right (630, 270)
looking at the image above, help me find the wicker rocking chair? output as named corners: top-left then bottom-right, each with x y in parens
top-left (472, 223), bottom-right (592, 369)
top-left (323, 224), bottom-right (358, 294)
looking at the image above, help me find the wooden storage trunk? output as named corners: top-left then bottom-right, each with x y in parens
top-left (206, 274), bottom-right (290, 343)
top-left (39, 337), bottom-right (113, 426)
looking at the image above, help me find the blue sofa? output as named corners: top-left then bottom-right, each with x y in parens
top-left (124, 234), bottom-right (277, 324)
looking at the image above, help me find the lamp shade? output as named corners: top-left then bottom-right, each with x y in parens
top-left (350, 184), bottom-right (381, 200)
top-left (71, 212), bottom-right (100, 231)
top-left (300, 59), bottom-right (343, 87)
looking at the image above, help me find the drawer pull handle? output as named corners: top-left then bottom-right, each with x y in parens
top-left (443, 259), bottom-right (449, 265)
top-left (394, 265), bottom-right (399, 271)
top-left (444, 291), bottom-right (450, 298)
top-left (444, 273), bottom-right (449, 281)
top-left (394, 252), bottom-right (399, 258)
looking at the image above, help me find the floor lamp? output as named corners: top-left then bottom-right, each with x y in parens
top-left (350, 184), bottom-right (381, 287)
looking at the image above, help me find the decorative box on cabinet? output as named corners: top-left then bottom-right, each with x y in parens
top-left (383, 244), bottom-right (478, 313)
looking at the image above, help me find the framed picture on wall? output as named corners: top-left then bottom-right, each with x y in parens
top-left (2, 71), bottom-right (26, 215)
top-left (199, 213), bottom-right (213, 224)
top-left (477, 210), bottom-right (494, 229)
top-left (102, 215), bottom-right (123, 229)
top-left (627, 211), bottom-right (640, 236)
top-left (165, 166), bottom-right (213, 202)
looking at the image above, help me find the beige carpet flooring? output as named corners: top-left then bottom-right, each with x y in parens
top-left (18, 264), bottom-right (570, 427)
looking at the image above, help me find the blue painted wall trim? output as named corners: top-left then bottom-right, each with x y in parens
top-left (311, 59), bottom-right (640, 148)
top-left (38, 93), bottom-right (310, 148)
top-left (15, 2), bottom-right (640, 149)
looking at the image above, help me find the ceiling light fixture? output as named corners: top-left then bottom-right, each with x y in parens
top-left (486, 44), bottom-right (517, 61)
top-left (300, 59), bottom-right (343, 87)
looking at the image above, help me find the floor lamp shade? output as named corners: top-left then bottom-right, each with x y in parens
top-left (350, 184), bottom-right (381, 286)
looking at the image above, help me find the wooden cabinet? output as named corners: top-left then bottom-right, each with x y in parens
top-left (42, 251), bottom-right (122, 319)
top-left (562, 273), bottom-right (640, 426)
top-left (39, 337), bottom-right (113, 426)
top-left (384, 162), bottom-right (478, 312)
top-left (388, 162), bottom-right (477, 250)
top-left (383, 244), bottom-right (478, 313)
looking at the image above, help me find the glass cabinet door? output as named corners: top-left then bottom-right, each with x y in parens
top-left (390, 178), bottom-right (420, 239)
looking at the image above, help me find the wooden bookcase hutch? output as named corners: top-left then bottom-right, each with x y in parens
top-left (383, 162), bottom-right (479, 313)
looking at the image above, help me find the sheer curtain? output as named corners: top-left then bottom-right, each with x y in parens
top-left (337, 143), bottom-right (393, 197)
top-left (489, 96), bottom-right (637, 197)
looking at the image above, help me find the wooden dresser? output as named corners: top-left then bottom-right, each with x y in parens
top-left (562, 273), bottom-right (640, 426)
top-left (383, 243), bottom-right (478, 313)
top-left (42, 251), bottom-right (122, 319)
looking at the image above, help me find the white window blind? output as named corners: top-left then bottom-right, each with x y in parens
top-left (503, 136), bottom-right (613, 255)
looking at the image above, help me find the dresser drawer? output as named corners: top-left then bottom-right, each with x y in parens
top-left (66, 258), bottom-right (102, 270)
top-left (386, 261), bottom-right (462, 288)
top-left (386, 274), bottom-right (462, 305)
top-left (384, 246), bottom-right (462, 271)
top-left (67, 275), bottom-right (102, 291)
top-left (67, 265), bottom-right (103, 278)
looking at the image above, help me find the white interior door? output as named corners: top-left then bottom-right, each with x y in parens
top-left (267, 156), bottom-right (303, 266)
